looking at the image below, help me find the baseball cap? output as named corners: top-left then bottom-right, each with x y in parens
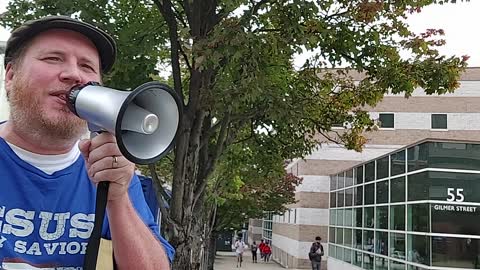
top-left (4, 15), bottom-right (117, 73)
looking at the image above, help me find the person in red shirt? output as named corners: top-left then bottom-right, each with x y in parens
top-left (258, 239), bottom-right (266, 260)
top-left (263, 243), bottom-right (272, 262)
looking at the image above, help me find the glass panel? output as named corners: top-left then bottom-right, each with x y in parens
top-left (337, 209), bottom-right (344, 226)
top-left (336, 246), bottom-right (343, 260)
top-left (409, 171), bottom-right (480, 203)
top-left (329, 227), bottom-right (336, 244)
top-left (345, 208), bottom-right (353, 227)
top-left (345, 169), bottom-right (354, 187)
top-left (407, 204), bottom-right (429, 232)
top-left (431, 114), bottom-right (447, 129)
top-left (432, 236), bottom-right (480, 268)
top-left (391, 176), bottom-right (406, 203)
top-left (330, 209), bottom-right (336, 226)
top-left (355, 208), bottom-right (363, 227)
top-left (379, 113), bottom-right (394, 128)
top-left (375, 256), bottom-right (389, 270)
top-left (354, 229), bottom-right (362, 249)
top-left (391, 150), bottom-right (406, 176)
top-left (355, 165), bottom-right (364, 184)
top-left (337, 190), bottom-right (344, 207)
top-left (338, 173), bottom-right (345, 189)
top-left (355, 186), bottom-right (363, 206)
top-left (390, 260), bottom-right (406, 270)
top-left (407, 144), bottom-right (428, 172)
top-left (375, 231), bottom-right (388, 256)
top-left (331, 175), bottom-right (337, 190)
top-left (390, 205), bottom-right (406, 231)
top-left (363, 252), bottom-right (374, 270)
top-left (329, 244), bottom-right (335, 258)
top-left (345, 188), bottom-right (353, 207)
top-left (407, 234), bottom-right (431, 266)
top-left (364, 207), bottom-right (374, 228)
top-left (432, 203), bottom-right (480, 235)
top-left (344, 248), bottom-right (353, 263)
top-left (365, 161), bottom-right (375, 182)
top-left (376, 180), bottom-right (389, 204)
top-left (377, 156), bottom-right (389, 180)
top-left (365, 183), bottom-right (375, 205)
top-left (353, 250), bottom-right (363, 267)
top-left (363, 230), bottom-right (374, 252)
top-left (408, 142), bottom-right (480, 172)
top-left (376, 206), bottom-right (388, 229)
top-left (344, 229), bottom-right (353, 247)
top-left (390, 233), bottom-right (406, 260)
top-left (330, 191), bottom-right (336, 208)
top-left (336, 228), bottom-right (344, 246)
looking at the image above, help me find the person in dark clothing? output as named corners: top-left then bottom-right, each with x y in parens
top-left (309, 236), bottom-right (324, 270)
top-left (251, 241), bottom-right (258, 263)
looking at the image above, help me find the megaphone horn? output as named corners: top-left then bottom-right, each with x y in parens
top-left (67, 81), bottom-right (182, 164)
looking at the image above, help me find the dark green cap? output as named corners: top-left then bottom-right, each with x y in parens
top-left (4, 15), bottom-right (116, 73)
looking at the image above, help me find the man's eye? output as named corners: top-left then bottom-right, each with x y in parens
top-left (81, 64), bottom-right (96, 72)
top-left (43, 56), bottom-right (61, 61)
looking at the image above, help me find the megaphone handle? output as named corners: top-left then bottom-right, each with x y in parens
top-left (83, 181), bottom-right (110, 270)
top-left (83, 130), bottom-right (111, 270)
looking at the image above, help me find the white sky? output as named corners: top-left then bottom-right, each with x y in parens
top-left (0, 1), bottom-right (478, 66)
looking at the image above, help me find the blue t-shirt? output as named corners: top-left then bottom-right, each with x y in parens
top-left (0, 138), bottom-right (174, 268)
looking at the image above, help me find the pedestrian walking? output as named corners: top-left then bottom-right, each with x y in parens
top-left (263, 243), bottom-right (272, 262)
top-left (234, 237), bottom-right (246, 268)
top-left (251, 241), bottom-right (258, 263)
top-left (308, 236), bottom-right (324, 270)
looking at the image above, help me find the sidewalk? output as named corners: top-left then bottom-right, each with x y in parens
top-left (214, 251), bottom-right (300, 270)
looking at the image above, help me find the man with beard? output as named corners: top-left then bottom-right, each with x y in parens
top-left (0, 16), bottom-right (174, 269)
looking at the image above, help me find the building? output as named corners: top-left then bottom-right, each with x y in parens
top-left (329, 139), bottom-right (480, 270)
top-left (248, 67), bottom-right (480, 269)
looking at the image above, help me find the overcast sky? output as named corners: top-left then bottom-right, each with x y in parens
top-left (0, 1), bottom-right (478, 66)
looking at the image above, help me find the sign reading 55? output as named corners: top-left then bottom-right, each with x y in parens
top-left (447, 188), bottom-right (465, 202)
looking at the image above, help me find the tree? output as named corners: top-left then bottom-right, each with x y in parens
top-left (201, 140), bottom-right (303, 269)
top-left (1, 1), bottom-right (469, 269)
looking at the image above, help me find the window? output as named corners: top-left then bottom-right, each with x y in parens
top-left (431, 114), bottom-right (447, 129)
top-left (391, 150), bottom-right (406, 176)
top-left (345, 188), bottom-right (353, 207)
top-left (391, 177), bottom-right (406, 203)
top-left (355, 208), bottom-right (363, 227)
top-left (376, 180), bottom-right (389, 204)
top-left (365, 184), bottom-right (375, 205)
top-left (364, 207), bottom-right (374, 228)
top-left (390, 205), bottom-right (405, 231)
top-left (376, 206), bottom-right (388, 229)
top-left (407, 204), bottom-right (429, 232)
top-left (379, 113), bottom-right (394, 128)
top-left (377, 156), bottom-right (389, 180)
top-left (355, 186), bottom-right (363, 206)
top-left (432, 237), bottom-right (480, 268)
top-left (365, 161), bottom-right (375, 182)
top-left (390, 233), bottom-right (406, 260)
top-left (355, 166), bottom-right (364, 184)
top-left (344, 229), bottom-right (353, 247)
top-left (407, 234), bottom-right (431, 266)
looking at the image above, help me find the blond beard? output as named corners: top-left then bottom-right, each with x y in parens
top-left (8, 72), bottom-right (87, 141)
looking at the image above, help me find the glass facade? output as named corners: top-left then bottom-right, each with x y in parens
top-left (329, 140), bottom-right (480, 270)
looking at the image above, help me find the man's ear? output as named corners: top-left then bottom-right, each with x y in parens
top-left (5, 62), bottom-right (15, 98)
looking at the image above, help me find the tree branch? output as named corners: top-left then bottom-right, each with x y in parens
top-left (153, 0), bottom-right (185, 102)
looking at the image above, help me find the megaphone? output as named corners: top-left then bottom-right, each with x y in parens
top-left (67, 81), bottom-right (181, 164)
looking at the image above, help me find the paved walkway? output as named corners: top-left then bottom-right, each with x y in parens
top-left (214, 251), bottom-right (299, 270)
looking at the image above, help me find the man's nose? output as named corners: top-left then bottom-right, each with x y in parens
top-left (59, 64), bottom-right (83, 85)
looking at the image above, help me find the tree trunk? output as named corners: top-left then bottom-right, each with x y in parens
top-left (207, 231), bottom-right (218, 270)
